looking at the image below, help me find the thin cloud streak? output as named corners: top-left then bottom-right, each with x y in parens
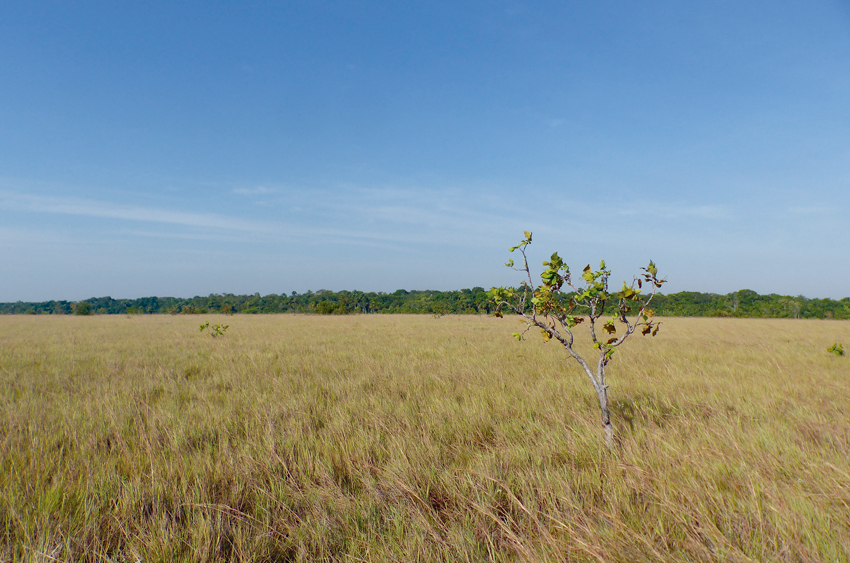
top-left (0, 192), bottom-right (265, 232)
top-left (232, 186), bottom-right (278, 195)
top-left (617, 203), bottom-right (732, 220)
top-left (0, 190), bottom-right (510, 249)
top-left (0, 188), bottom-right (743, 259)
top-left (0, 226), bottom-right (81, 247)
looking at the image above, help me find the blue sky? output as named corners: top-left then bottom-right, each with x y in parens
top-left (2, 1), bottom-right (849, 301)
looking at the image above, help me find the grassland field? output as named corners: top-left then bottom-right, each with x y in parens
top-left (1, 314), bottom-right (848, 562)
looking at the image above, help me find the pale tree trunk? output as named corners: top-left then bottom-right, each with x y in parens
top-left (570, 352), bottom-right (616, 449)
top-left (595, 382), bottom-right (614, 449)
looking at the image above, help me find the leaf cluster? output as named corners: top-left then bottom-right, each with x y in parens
top-left (491, 232), bottom-right (665, 362)
top-left (199, 321), bottom-right (229, 338)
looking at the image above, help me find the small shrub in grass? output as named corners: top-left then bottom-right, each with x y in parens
top-left (199, 321), bottom-right (228, 337)
top-left (492, 231), bottom-right (665, 448)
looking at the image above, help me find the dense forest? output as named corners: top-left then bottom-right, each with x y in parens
top-left (2, 288), bottom-right (849, 319)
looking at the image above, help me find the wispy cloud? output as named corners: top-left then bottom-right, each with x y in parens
top-left (787, 205), bottom-right (832, 216)
top-left (231, 186), bottom-right (277, 196)
top-left (307, 185), bottom-right (531, 241)
top-left (0, 191), bottom-right (270, 232)
top-left (0, 225), bottom-right (81, 248)
top-left (617, 202), bottom-right (732, 221)
top-left (0, 189), bottom-right (508, 249)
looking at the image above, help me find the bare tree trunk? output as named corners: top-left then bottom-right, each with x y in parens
top-left (571, 354), bottom-right (616, 449)
top-left (595, 384), bottom-right (614, 449)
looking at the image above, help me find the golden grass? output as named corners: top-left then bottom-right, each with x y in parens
top-left (1, 315), bottom-right (848, 562)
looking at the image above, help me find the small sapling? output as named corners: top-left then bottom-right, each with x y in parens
top-left (199, 321), bottom-right (229, 338)
top-left (491, 231), bottom-right (665, 448)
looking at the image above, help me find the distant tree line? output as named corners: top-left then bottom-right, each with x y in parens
top-left (1, 288), bottom-right (848, 319)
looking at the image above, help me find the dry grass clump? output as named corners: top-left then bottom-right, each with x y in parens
top-left (1, 315), bottom-right (848, 562)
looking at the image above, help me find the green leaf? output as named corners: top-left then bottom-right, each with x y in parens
top-left (618, 281), bottom-right (637, 300)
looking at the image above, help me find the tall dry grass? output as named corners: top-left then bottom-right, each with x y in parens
top-left (1, 315), bottom-right (848, 562)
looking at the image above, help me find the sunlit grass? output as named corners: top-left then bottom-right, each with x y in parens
top-left (1, 315), bottom-right (848, 562)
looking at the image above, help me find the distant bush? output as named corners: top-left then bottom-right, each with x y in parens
top-left (315, 301), bottom-right (350, 315)
top-left (74, 302), bottom-right (92, 316)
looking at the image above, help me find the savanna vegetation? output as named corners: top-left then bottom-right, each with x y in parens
top-left (2, 288), bottom-right (849, 319)
top-left (1, 314), bottom-right (848, 562)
